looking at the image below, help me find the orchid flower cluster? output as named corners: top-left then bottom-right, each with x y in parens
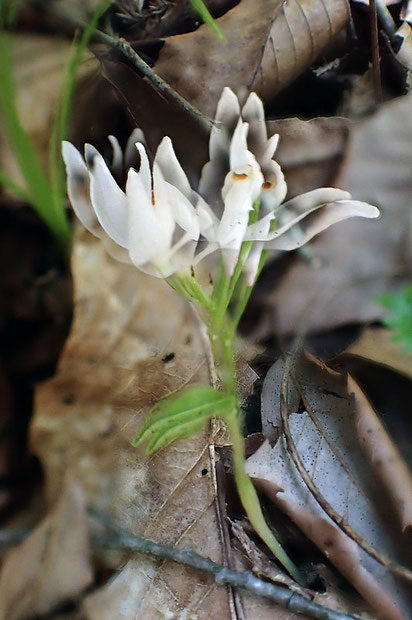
top-left (63, 88), bottom-right (379, 584)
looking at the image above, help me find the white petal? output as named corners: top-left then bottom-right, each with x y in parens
top-left (280, 188), bottom-right (351, 215)
top-left (199, 88), bottom-right (240, 204)
top-left (194, 241), bottom-right (219, 264)
top-left (264, 200), bottom-right (380, 250)
top-left (108, 135), bottom-right (123, 172)
top-left (260, 160), bottom-right (287, 212)
top-left (134, 143), bottom-right (152, 198)
top-left (244, 211), bottom-right (274, 240)
top-left (243, 241), bottom-right (265, 286)
top-left (197, 195), bottom-right (219, 241)
top-left (210, 87), bottom-right (240, 160)
top-left (241, 92), bottom-right (267, 160)
top-left (125, 128), bottom-right (146, 167)
top-left (230, 120), bottom-right (253, 169)
top-left (155, 137), bottom-right (193, 201)
top-left (218, 177), bottom-right (257, 275)
top-left (163, 181), bottom-right (200, 239)
top-left (85, 144), bottom-right (128, 248)
top-left (127, 169), bottom-right (173, 267)
top-left (100, 235), bottom-right (132, 264)
top-left (62, 141), bottom-right (98, 234)
top-left (261, 133), bottom-right (280, 166)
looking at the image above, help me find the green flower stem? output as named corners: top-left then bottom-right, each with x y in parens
top-left (225, 413), bottom-right (304, 585)
top-left (204, 238), bottom-right (304, 585)
top-left (228, 248), bottom-right (269, 335)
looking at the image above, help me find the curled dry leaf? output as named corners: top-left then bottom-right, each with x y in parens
top-left (156, 0), bottom-right (349, 117)
top-left (348, 374), bottom-right (412, 533)
top-left (0, 474), bottom-right (92, 620)
top-left (246, 352), bottom-right (412, 619)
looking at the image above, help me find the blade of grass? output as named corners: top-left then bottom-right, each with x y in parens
top-left (189, 0), bottom-right (225, 40)
top-left (0, 32), bottom-right (52, 215)
top-left (48, 0), bottom-right (112, 245)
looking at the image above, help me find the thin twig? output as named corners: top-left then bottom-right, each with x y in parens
top-left (46, 3), bottom-right (212, 135)
top-left (216, 462), bottom-right (247, 620)
top-left (90, 512), bottom-right (356, 620)
top-left (369, 0), bottom-right (383, 101)
top-left (279, 349), bottom-right (412, 585)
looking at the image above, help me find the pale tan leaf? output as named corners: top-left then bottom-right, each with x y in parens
top-left (0, 474), bottom-right (92, 620)
top-left (347, 327), bottom-right (412, 380)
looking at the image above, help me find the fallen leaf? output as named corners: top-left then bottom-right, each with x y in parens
top-left (347, 327), bottom-right (412, 380)
top-left (268, 117), bottom-right (349, 199)
top-left (247, 352), bottom-right (412, 619)
top-left (253, 91), bottom-right (412, 337)
top-left (31, 230), bottom-right (296, 619)
top-left (156, 0), bottom-right (350, 116)
top-left (348, 374), bottom-right (412, 532)
top-left (0, 474), bottom-right (92, 620)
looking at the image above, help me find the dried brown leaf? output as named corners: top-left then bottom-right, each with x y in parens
top-left (254, 92), bottom-right (412, 337)
top-left (156, 0), bottom-right (349, 116)
top-left (0, 474), bottom-right (92, 620)
top-left (348, 375), bottom-right (412, 532)
top-left (269, 117), bottom-right (349, 198)
top-left (248, 353), bottom-right (412, 618)
top-left (31, 230), bottom-right (289, 619)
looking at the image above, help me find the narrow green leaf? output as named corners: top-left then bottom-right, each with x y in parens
top-left (189, 0), bottom-right (225, 40)
top-left (48, 0), bottom-right (112, 245)
top-left (147, 413), bottom-right (212, 453)
top-left (0, 32), bottom-right (51, 210)
top-left (132, 386), bottom-right (235, 450)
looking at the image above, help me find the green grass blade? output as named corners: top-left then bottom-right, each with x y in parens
top-left (189, 0), bottom-right (225, 40)
top-left (0, 32), bottom-right (51, 212)
top-left (48, 0), bottom-right (112, 245)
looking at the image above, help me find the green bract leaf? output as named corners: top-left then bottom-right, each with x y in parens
top-left (377, 285), bottom-right (412, 352)
top-left (132, 386), bottom-right (235, 454)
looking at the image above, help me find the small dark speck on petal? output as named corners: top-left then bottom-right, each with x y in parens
top-left (86, 153), bottom-right (96, 169)
top-left (73, 172), bottom-right (87, 185)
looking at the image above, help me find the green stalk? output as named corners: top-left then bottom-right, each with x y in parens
top-left (226, 413), bottom-right (304, 584)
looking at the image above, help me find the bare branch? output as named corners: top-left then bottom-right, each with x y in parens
top-left (90, 511), bottom-right (356, 620)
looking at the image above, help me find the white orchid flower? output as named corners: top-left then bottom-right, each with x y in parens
top-left (199, 87), bottom-right (379, 285)
top-left (62, 134), bottom-right (200, 278)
